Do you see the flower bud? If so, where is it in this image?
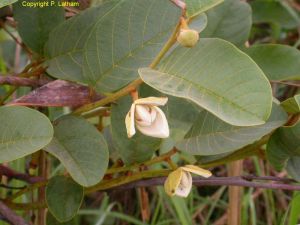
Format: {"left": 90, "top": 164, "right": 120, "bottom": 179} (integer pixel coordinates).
{"left": 125, "top": 97, "right": 169, "bottom": 138}
{"left": 177, "top": 28, "right": 199, "bottom": 48}
{"left": 164, "top": 165, "right": 212, "bottom": 197}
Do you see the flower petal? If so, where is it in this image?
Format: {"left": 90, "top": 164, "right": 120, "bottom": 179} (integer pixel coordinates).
{"left": 125, "top": 103, "right": 136, "bottom": 138}
{"left": 136, "top": 106, "right": 169, "bottom": 138}
{"left": 175, "top": 171, "right": 192, "bottom": 197}
{"left": 134, "top": 97, "right": 168, "bottom": 106}
{"left": 135, "top": 105, "right": 153, "bottom": 126}
{"left": 164, "top": 168, "right": 183, "bottom": 196}
{"left": 182, "top": 165, "right": 212, "bottom": 178}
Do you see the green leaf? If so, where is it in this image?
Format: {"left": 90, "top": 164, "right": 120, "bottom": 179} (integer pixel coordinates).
{"left": 250, "top": 0, "right": 300, "bottom": 29}
{"left": 13, "top": 0, "right": 65, "bottom": 54}
{"left": 287, "top": 157, "right": 300, "bottom": 181}
{"left": 139, "top": 38, "right": 272, "bottom": 127}
{"left": 245, "top": 44, "right": 300, "bottom": 81}
{"left": 47, "top": 212, "right": 76, "bottom": 225}
{"left": 176, "top": 103, "right": 287, "bottom": 155}
{"left": 46, "top": 176, "right": 84, "bottom": 222}
{"left": 185, "top": 0, "right": 223, "bottom": 19}
{"left": 45, "top": 0, "right": 181, "bottom": 94}
{"left": 281, "top": 95, "right": 300, "bottom": 114}
{"left": 111, "top": 96, "right": 161, "bottom": 165}
{"left": 189, "top": 13, "right": 208, "bottom": 34}
{"left": 0, "top": 0, "right": 18, "bottom": 8}
{"left": 44, "top": 116, "right": 109, "bottom": 187}
{"left": 0, "top": 106, "right": 53, "bottom": 163}
{"left": 267, "top": 122, "right": 300, "bottom": 172}
{"left": 201, "top": 0, "right": 252, "bottom": 46}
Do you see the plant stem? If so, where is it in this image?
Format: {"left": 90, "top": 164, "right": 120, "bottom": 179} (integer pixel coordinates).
{"left": 105, "top": 148, "right": 177, "bottom": 174}
{"left": 85, "top": 169, "right": 171, "bottom": 193}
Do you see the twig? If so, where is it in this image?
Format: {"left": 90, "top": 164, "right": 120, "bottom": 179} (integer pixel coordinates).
{"left": 270, "top": 80, "right": 300, "bottom": 87}
{"left": 0, "top": 201, "right": 28, "bottom": 225}
{"left": 0, "top": 165, "right": 45, "bottom": 184}
{"left": 0, "top": 76, "right": 48, "bottom": 87}
{"left": 112, "top": 176, "right": 300, "bottom": 191}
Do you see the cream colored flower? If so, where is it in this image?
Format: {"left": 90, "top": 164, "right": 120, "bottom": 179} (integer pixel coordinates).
{"left": 125, "top": 97, "right": 169, "bottom": 138}
{"left": 164, "top": 165, "right": 212, "bottom": 197}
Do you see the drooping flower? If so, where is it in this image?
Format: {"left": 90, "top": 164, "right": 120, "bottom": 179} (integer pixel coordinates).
{"left": 164, "top": 165, "right": 212, "bottom": 197}
{"left": 125, "top": 97, "right": 169, "bottom": 138}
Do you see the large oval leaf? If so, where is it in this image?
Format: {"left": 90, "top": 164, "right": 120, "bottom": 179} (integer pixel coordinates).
{"left": 139, "top": 38, "right": 273, "bottom": 127}
{"left": 0, "top": 106, "right": 53, "bottom": 163}
{"left": 13, "top": 0, "right": 65, "bottom": 54}
{"left": 44, "top": 116, "right": 109, "bottom": 187}
{"left": 46, "top": 176, "right": 83, "bottom": 222}
{"left": 177, "top": 103, "right": 287, "bottom": 155}
{"left": 251, "top": 0, "right": 300, "bottom": 29}
{"left": 201, "top": 0, "right": 252, "bottom": 46}
{"left": 245, "top": 44, "right": 300, "bottom": 81}
{"left": 45, "top": 0, "right": 180, "bottom": 94}
{"left": 185, "top": 0, "right": 223, "bottom": 19}
{"left": 111, "top": 96, "right": 161, "bottom": 165}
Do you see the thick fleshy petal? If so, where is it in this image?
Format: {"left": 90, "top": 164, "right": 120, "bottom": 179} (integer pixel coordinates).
{"left": 134, "top": 97, "right": 168, "bottom": 106}
{"left": 136, "top": 106, "right": 169, "bottom": 138}
{"left": 182, "top": 165, "right": 212, "bottom": 178}
{"left": 174, "top": 171, "right": 192, "bottom": 197}
{"left": 125, "top": 103, "right": 136, "bottom": 138}
{"left": 164, "top": 168, "right": 183, "bottom": 196}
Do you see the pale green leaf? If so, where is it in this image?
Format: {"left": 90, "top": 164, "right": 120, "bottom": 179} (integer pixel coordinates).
{"left": 110, "top": 96, "right": 161, "bottom": 165}
{"left": 44, "top": 116, "right": 109, "bottom": 187}
{"left": 251, "top": 0, "right": 300, "bottom": 29}
{"left": 46, "top": 176, "right": 83, "bottom": 222}
{"left": 13, "top": 0, "right": 65, "bottom": 54}
{"left": 139, "top": 38, "right": 272, "bottom": 127}
{"left": 177, "top": 103, "right": 287, "bottom": 155}
{"left": 281, "top": 95, "right": 300, "bottom": 114}
{"left": 0, "top": 0, "right": 18, "bottom": 8}
{"left": 201, "top": 0, "right": 252, "bottom": 46}
{"left": 185, "top": 0, "right": 223, "bottom": 19}
{"left": 245, "top": 44, "right": 300, "bottom": 81}
{"left": 189, "top": 13, "right": 207, "bottom": 33}
{"left": 0, "top": 106, "right": 53, "bottom": 163}
{"left": 45, "top": 0, "right": 181, "bottom": 94}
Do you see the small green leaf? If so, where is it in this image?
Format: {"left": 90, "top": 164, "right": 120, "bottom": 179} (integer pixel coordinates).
{"left": 139, "top": 38, "right": 272, "bottom": 127}
{"left": 267, "top": 122, "right": 300, "bottom": 172}
{"left": 44, "top": 116, "right": 109, "bottom": 187}
{"left": 46, "top": 176, "right": 83, "bottom": 222}
{"left": 0, "top": 106, "right": 53, "bottom": 163}
{"left": 251, "top": 0, "right": 300, "bottom": 29}
{"left": 281, "top": 95, "right": 300, "bottom": 114}
{"left": 0, "top": 0, "right": 18, "bottom": 8}
{"left": 245, "top": 44, "right": 300, "bottom": 81}
{"left": 13, "top": 0, "right": 65, "bottom": 54}
{"left": 177, "top": 103, "right": 287, "bottom": 155}
{"left": 201, "top": 0, "right": 252, "bottom": 46}
{"left": 111, "top": 96, "right": 161, "bottom": 165}
{"left": 185, "top": 0, "right": 223, "bottom": 19}
{"left": 45, "top": 0, "right": 181, "bottom": 93}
